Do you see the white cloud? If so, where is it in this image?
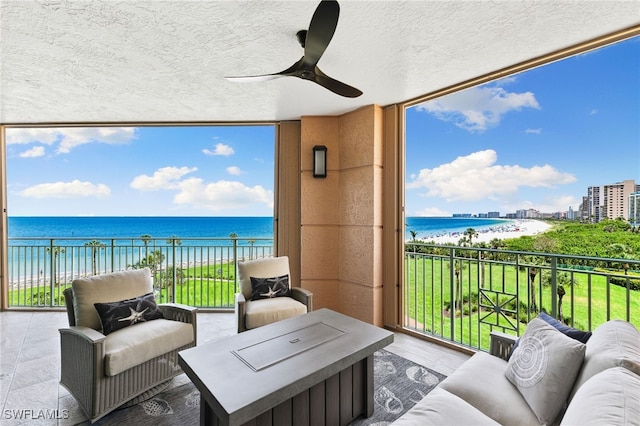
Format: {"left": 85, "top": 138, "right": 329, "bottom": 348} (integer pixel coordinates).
{"left": 5, "top": 128, "right": 61, "bottom": 145}
{"left": 19, "top": 146, "right": 45, "bottom": 158}
{"left": 19, "top": 180, "right": 111, "bottom": 199}
{"left": 5, "top": 127, "right": 137, "bottom": 153}
{"left": 130, "top": 166, "right": 198, "bottom": 191}
{"left": 525, "top": 128, "right": 542, "bottom": 134}
{"left": 203, "top": 143, "right": 234, "bottom": 156}
{"left": 174, "top": 178, "right": 273, "bottom": 212}
{"left": 590, "top": 109, "right": 599, "bottom": 115}
{"left": 226, "top": 166, "right": 243, "bottom": 175}
{"left": 416, "top": 86, "right": 540, "bottom": 132}
{"left": 407, "top": 149, "right": 576, "bottom": 202}
{"left": 412, "top": 206, "right": 451, "bottom": 217}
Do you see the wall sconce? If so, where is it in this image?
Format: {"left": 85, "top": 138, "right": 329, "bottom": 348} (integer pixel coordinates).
{"left": 313, "top": 145, "right": 327, "bottom": 178}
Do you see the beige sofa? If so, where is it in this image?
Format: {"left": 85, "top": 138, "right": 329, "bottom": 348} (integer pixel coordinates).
{"left": 393, "top": 318, "right": 640, "bottom": 426}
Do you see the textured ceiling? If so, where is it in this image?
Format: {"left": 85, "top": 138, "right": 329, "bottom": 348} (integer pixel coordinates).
{"left": 1, "top": 0, "right": 639, "bottom": 124}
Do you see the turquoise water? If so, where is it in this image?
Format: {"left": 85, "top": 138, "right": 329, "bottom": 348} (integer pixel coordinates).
{"left": 9, "top": 216, "right": 511, "bottom": 240}
{"left": 8, "top": 216, "right": 274, "bottom": 239}
{"left": 6, "top": 216, "right": 512, "bottom": 280}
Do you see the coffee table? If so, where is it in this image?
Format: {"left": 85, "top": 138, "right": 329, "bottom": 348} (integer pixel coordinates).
{"left": 178, "top": 308, "right": 394, "bottom": 426}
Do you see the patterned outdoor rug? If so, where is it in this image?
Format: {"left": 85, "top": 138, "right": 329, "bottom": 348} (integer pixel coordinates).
{"left": 96, "top": 349, "right": 446, "bottom": 426}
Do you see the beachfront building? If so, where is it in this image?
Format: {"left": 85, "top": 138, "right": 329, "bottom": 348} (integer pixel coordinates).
{"left": 630, "top": 192, "right": 640, "bottom": 227}
{"left": 515, "top": 208, "right": 542, "bottom": 219}
{"left": 586, "top": 179, "right": 639, "bottom": 223}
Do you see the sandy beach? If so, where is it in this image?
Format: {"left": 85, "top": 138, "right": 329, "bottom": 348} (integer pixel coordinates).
{"left": 420, "top": 219, "right": 553, "bottom": 245}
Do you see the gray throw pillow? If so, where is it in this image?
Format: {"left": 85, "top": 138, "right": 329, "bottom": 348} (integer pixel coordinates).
{"left": 505, "top": 317, "right": 586, "bottom": 425}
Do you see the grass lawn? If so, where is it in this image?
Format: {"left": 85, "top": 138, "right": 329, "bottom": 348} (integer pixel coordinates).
{"left": 405, "top": 255, "right": 640, "bottom": 351}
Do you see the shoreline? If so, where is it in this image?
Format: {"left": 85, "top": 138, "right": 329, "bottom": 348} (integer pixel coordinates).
{"left": 413, "top": 219, "right": 553, "bottom": 245}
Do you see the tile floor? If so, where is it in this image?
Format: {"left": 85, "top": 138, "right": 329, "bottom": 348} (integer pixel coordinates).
{"left": 0, "top": 311, "right": 470, "bottom": 425}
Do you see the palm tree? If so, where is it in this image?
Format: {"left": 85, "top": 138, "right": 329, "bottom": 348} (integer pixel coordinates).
{"left": 140, "top": 234, "right": 152, "bottom": 258}
{"left": 85, "top": 240, "right": 106, "bottom": 275}
{"left": 463, "top": 228, "right": 478, "bottom": 246}
{"left": 132, "top": 250, "right": 165, "bottom": 274}
{"left": 46, "top": 246, "right": 66, "bottom": 292}
{"left": 248, "top": 238, "right": 256, "bottom": 259}
{"left": 454, "top": 260, "right": 463, "bottom": 311}
{"left": 166, "top": 236, "right": 182, "bottom": 246}
{"left": 557, "top": 285, "right": 566, "bottom": 323}
{"left": 409, "top": 230, "right": 418, "bottom": 241}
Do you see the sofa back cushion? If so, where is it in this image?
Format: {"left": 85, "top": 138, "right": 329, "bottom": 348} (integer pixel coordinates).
{"left": 237, "top": 256, "right": 290, "bottom": 300}
{"left": 569, "top": 320, "right": 640, "bottom": 400}
{"left": 71, "top": 268, "right": 153, "bottom": 330}
{"left": 561, "top": 367, "right": 640, "bottom": 426}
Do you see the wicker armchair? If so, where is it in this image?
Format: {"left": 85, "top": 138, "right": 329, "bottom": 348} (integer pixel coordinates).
{"left": 59, "top": 268, "right": 197, "bottom": 423}
{"left": 235, "top": 256, "right": 313, "bottom": 333}
{"left": 489, "top": 330, "right": 518, "bottom": 360}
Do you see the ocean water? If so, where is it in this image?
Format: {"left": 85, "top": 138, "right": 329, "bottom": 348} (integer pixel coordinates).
{"left": 8, "top": 216, "right": 513, "bottom": 244}
{"left": 6, "top": 216, "right": 511, "bottom": 281}
{"left": 8, "top": 216, "right": 274, "bottom": 239}
{"left": 7, "top": 217, "right": 275, "bottom": 282}
{"left": 8, "top": 216, "right": 511, "bottom": 240}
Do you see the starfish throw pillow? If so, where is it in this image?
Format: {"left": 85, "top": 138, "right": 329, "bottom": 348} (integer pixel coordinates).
{"left": 250, "top": 275, "right": 291, "bottom": 300}
{"left": 94, "top": 292, "right": 164, "bottom": 335}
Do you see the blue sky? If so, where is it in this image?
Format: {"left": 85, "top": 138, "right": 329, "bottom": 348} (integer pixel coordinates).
{"left": 5, "top": 36, "right": 639, "bottom": 217}
{"left": 6, "top": 125, "right": 275, "bottom": 216}
{"left": 406, "top": 35, "right": 640, "bottom": 217}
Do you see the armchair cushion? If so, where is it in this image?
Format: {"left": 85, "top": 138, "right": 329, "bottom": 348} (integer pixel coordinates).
{"left": 104, "top": 318, "right": 194, "bottom": 376}
{"left": 244, "top": 297, "right": 307, "bottom": 330}
{"left": 250, "top": 275, "right": 291, "bottom": 300}
{"left": 72, "top": 268, "right": 154, "bottom": 330}
{"left": 94, "top": 292, "right": 164, "bottom": 335}
{"left": 238, "top": 256, "right": 290, "bottom": 300}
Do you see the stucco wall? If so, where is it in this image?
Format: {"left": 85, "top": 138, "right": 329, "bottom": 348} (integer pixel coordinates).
{"left": 300, "top": 105, "right": 384, "bottom": 325}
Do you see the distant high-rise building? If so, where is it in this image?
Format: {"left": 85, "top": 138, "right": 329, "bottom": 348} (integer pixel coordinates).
{"left": 579, "top": 196, "right": 589, "bottom": 222}
{"left": 630, "top": 192, "right": 640, "bottom": 227}
{"left": 587, "top": 180, "right": 637, "bottom": 223}
{"left": 516, "top": 209, "right": 541, "bottom": 219}
{"left": 487, "top": 211, "right": 500, "bottom": 218}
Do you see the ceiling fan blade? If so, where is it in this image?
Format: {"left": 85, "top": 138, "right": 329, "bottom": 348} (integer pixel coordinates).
{"left": 303, "top": 0, "right": 340, "bottom": 67}
{"left": 225, "top": 74, "right": 283, "bottom": 83}
{"left": 226, "top": 58, "right": 305, "bottom": 82}
{"left": 313, "top": 67, "right": 362, "bottom": 98}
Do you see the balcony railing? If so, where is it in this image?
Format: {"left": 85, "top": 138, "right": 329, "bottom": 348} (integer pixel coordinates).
{"left": 8, "top": 237, "right": 639, "bottom": 354}
{"left": 7, "top": 237, "right": 273, "bottom": 309}
{"left": 404, "top": 243, "right": 640, "bottom": 351}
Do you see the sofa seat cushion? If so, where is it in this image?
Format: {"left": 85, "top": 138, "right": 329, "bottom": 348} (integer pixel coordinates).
{"left": 439, "top": 351, "right": 540, "bottom": 426}
{"left": 570, "top": 320, "right": 640, "bottom": 400}
{"left": 104, "top": 319, "right": 194, "bottom": 376}
{"left": 392, "top": 387, "right": 500, "bottom": 426}
{"left": 561, "top": 367, "right": 640, "bottom": 426}
{"left": 244, "top": 297, "right": 307, "bottom": 330}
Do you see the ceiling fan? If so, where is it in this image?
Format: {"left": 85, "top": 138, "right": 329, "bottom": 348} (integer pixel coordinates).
{"left": 226, "top": 0, "right": 362, "bottom": 98}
